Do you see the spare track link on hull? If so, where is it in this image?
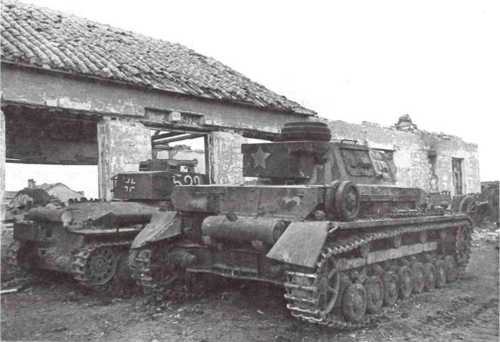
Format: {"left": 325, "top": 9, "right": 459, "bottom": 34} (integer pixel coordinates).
{"left": 284, "top": 221, "right": 472, "bottom": 329}
{"left": 71, "top": 241, "right": 130, "bottom": 292}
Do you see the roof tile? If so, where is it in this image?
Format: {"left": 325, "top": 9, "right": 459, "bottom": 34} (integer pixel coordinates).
{"left": 1, "top": 0, "right": 315, "bottom": 115}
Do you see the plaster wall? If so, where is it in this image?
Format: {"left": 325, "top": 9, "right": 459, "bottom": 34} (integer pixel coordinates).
{"left": 97, "top": 117, "right": 152, "bottom": 200}
{"left": 0, "top": 109, "right": 5, "bottom": 221}
{"left": 208, "top": 131, "right": 246, "bottom": 184}
{"left": 326, "top": 120, "right": 480, "bottom": 195}
{"left": 1, "top": 65, "right": 310, "bottom": 137}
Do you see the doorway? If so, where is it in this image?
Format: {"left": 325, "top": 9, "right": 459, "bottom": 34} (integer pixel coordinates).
{"left": 452, "top": 157, "right": 464, "bottom": 195}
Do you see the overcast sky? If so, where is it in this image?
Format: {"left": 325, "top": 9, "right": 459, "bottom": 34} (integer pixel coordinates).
{"left": 5, "top": 0, "right": 500, "bottom": 196}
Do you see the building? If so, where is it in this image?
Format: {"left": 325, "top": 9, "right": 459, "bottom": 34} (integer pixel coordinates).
{"left": 325, "top": 115, "right": 480, "bottom": 196}
{"left": 0, "top": 1, "right": 480, "bottom": 221}
{"left": 0, "top": 0, "right": 315, "bottom": 215}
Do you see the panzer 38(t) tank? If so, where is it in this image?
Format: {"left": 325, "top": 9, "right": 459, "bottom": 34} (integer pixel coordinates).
{"left": 129, "top": 122, "right": 473, "bottom": 328}
{"left": 8, "top": 158, "right": 206, "bottom": 292}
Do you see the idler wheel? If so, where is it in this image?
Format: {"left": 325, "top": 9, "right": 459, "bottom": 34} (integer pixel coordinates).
{"left": 334, "top": 181, "right": 360, "bottom": 221}
{"left": 398, "top": 266, "right": 413, "bottom": 299}
{"left": 365, "top": 276, "right": 384, "bottom": 314}
{"left": 382, "top": 272, "right": 398, "bottom": 307}
{"left": 444, "top": 255, "right": 458, "bottom": 282}
{"left": 411, "top": 262, "right": 425, "bottom": 294}
{"left": 422, "top": 262, "right": 436, "bottom": 291}
{"left": 85, "top": 247, "right": 118, "bottom": 285}
{"left": 435, "top": 260, "right": 447, "bottom": 288}
{"left": 342, "top": 283, "right": 367, "bottom": 323}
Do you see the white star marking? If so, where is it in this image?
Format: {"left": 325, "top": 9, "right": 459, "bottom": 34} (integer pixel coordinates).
{"left": 251, "top": 146, "right": 271, "bottom": 169}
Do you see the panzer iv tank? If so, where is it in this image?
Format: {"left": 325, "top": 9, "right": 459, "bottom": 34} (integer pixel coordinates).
{"left": 129, "top": 122, "right": 473, "bottom": 328}
{"left": 8, "top": 158, "right": 206, "bottom": 292}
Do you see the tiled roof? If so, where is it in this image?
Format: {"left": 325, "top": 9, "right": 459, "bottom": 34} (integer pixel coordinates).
{"left": 1, "top": 1, "right": 315, "bottom": 116}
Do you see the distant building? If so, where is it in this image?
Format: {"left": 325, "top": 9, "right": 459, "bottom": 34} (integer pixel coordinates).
{"left": 4, "top": 180, "right": 85, "bottom": 222}
{"left": 38, "top": 183, "right": 85, "bottom": 203}
{"left": 324, "top": 115, "right": 480, "bottom": 196}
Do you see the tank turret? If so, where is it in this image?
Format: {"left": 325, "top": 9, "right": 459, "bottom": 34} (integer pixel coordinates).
{"left": 242, "top": 122, "right": 382, "bottom": 186}
{"left": 112, "top": 158, "right": 206, "bottom": 203}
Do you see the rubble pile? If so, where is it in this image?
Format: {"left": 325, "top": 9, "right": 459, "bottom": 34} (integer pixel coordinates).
{"left": 471, "top": 222, "right": 499, "bottom": 246}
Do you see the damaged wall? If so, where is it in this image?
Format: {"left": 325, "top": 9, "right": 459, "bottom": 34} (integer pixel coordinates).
{"left": 432, "top": 136, "right": 480, "bottom": 196}
{"left": 208, "top": 131, "right": 246, "bottom": 184}
{"left": 0, "top": 109, "right": 5, "bottom": 221}
{"left": 326, "top": 118, "right": 480, "bottom": 195}
{"left": 97, "top": 117, "right": 152, "bottom": 200}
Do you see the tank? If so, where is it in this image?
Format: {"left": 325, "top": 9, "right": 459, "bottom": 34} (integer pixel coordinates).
{"left": 480, "top": 181, "right": 499, "bottom": 226}
{"left": 8, "top": 158, "right": 206, "bottom": 292}
{"left": 129, "top": 121, "right": 474, "bottom": 328}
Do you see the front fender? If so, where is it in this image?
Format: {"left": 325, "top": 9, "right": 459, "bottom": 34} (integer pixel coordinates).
{"left": 266, "top": 221, "right": 335, "bottom": 269}
{"left": 131, "top": 211, "right": 182, "bottom": 249}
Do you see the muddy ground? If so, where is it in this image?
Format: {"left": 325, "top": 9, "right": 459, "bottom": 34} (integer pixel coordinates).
{"left": 1, "top": 235, "right": 498, "bottom": 342}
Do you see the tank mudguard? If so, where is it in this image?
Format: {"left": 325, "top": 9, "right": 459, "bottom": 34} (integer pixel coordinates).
{"left": 131, "top": 211, "right": 182, "bottom": 249}
{"left": 266, "top": 221, "right": 335, "bottom": 269}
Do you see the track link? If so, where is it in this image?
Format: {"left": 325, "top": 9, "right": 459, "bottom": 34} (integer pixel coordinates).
{"left": 284, "top": 221, "right": 473, "bottom": 329}
{"left": 128, "top": 241, "right": 186, "bottom": 301}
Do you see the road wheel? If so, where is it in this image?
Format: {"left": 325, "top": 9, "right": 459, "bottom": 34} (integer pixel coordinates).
{"left": 411, "top": 262, "right": 425, "bottom": 294}
{"left": 398, "top": 266, "right": 413, "bottom": 299}
{"left": 383, "top": 272, "right": 398, "bottom": 306}
{"left": 342, "top": 283, "right": 367, "bottom": 323}
{"left": 435, "top": 260, "right": 447, "bottom": 288}
{"left": 422, "top": 262, "right": 436, "bottom": 291}
{"left": 83, "top": 247, "right": 118, "bottom": 286}
{"left": 365, "top": 276, "right": 384, "bottom": 314}
{"left": 445, "top": 255, "right": 458, "bottom": 282}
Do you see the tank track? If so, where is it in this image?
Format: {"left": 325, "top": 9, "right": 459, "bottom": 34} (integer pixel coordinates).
{"left": 284, "top": 221, "right": 473, "bottom": 329}
{"left": 71, "top": 241, "right": 131, "bottom": 293}
{"left": 128, "top": 241, "right": 185, "bottom": 301}
{"left": 6, "top": 241, "right": 21, "bottom": 270}
{"left": 129, "top": 243, "right": 208, "bottom": 302}
{"left": 6, "top": 241, "right": 31, "bottom": 276}
{"left": 128, "top": 246, "right": 156, "bottom": 295}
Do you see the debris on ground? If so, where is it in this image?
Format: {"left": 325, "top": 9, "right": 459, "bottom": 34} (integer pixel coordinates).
{"left": 1, "top": 239, "right": 498, "bottom": 342}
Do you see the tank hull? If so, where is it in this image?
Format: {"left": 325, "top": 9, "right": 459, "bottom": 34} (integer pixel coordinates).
{"left": 9, "top": 201, "right": 155, "bottom": 292}
{"left": 130, "top": 211, "right": 472, "bottom": 329}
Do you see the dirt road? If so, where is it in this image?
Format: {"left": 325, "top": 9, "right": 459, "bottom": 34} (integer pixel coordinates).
{"left": 1, "top": 240, "right": 498, "bottom": 342}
